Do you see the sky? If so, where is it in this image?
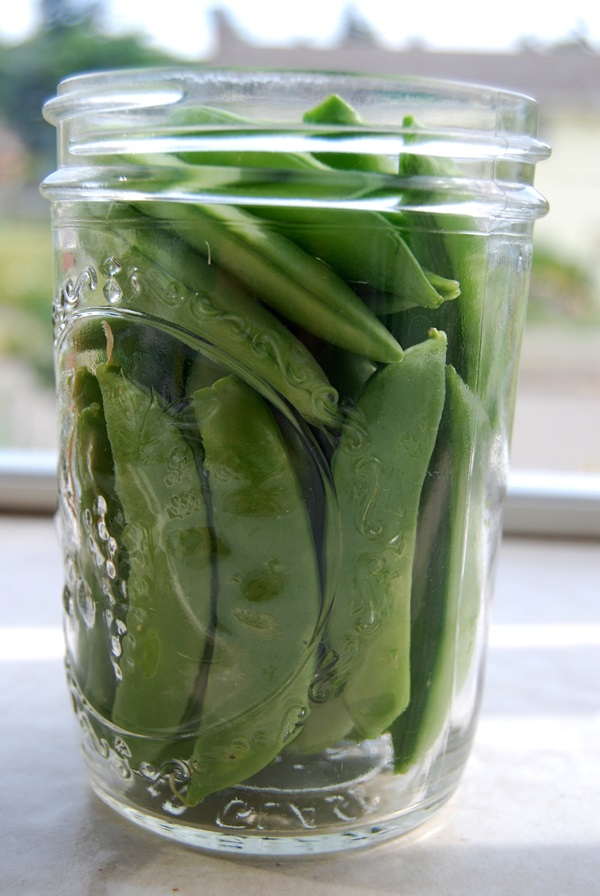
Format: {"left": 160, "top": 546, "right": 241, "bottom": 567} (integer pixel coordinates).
{"left": 2, "top": 0, "right": 600, "bottom": 59}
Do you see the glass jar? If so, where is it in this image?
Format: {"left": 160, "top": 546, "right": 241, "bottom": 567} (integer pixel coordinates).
{"left": 41, "top": 69, "right": 549, "bottom": 856}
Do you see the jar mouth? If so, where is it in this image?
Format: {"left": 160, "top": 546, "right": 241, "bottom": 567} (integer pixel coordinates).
{"left": 41, "top": 67, "right": 550, "bottom": 221}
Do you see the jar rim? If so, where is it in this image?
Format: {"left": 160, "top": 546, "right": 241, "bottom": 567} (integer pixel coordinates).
{"left": 41, "top": 67, "right": 550, "bottom": 221}
{"left": 43, "top": 66, "right": 549, "bottom": 154}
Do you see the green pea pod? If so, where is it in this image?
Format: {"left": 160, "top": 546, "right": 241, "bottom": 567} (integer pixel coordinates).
{"left": 130, "top": 98, "right": 458, "bottom": 320}
{"left": 288, "top": 693, "right": 354, "bottom": 756}
{"left": 390, "top": 365, "right": 492, "bottom": 772}
{"left": 137, "top": 200, "right": 403, "bottom": 364}
{"left": 303, "top": 93, "right": 397, "bottom": 174}
{"left": 392, "top": 116, "right": 489, "bottom": 390}
{"left": 167, "top": 105, "right": 329, "bottom": 172}
{"left": 67, "top": 368, "right": 126, "bottom": 718}
{"left": 185, "top": 376, "right": 321, "bottom": 804}
{"left": 77, "top": 212, "right": 340, "bottom": 428}
{"left": 322, "top": 330, "right": 447, "bottom": 742}
{"left": 95, "top": 359, "right": 213, "bottom": 739}
{"left": 235, "top": 96, "right": 459, "bottom": 311}
{"left": 251, "top": 204, "right": 460, "bottom": 312}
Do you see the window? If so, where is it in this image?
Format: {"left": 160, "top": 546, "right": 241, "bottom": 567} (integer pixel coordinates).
{"left": 1, "top": 6, "right": 599, "bottom": 536}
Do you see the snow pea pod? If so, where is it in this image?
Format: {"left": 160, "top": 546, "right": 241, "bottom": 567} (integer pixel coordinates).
{"left": 185, "top": 376, "right": 321, "bottom": 804}
{"left": 318, "top": 330, "right": 447, "bottom": 742}
{"left": 237, "top": 97, "right": 458, "bottom": 312}
{"left": 95, "top": 356, "right": 213, "bottom": 738}
{"left": 67, "top": 368, "right": 126, "bottom": 718}
{"left": 390, "top": 365, "right": 492, "bottom": 771}
{"left": 78, "top": 212, "right": 340, "bottom": 428}
{"left": 136, "top": 199, "right": 403, "bottom": 364}
{"left": 251, "top": 203, "right": 460, "bottom": 312}
{"left": 302, "top": 93, "right": 397, "bottom": 174}
{"left": 393, "top": 116, "right": 488, "bottom": 390}
{"left": 167, "top": 104, "right": 329, "bottom": 172}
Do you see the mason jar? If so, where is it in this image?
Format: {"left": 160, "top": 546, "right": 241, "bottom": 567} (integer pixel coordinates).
{"left": 41, "top": 69, "right": 549, "bottom": 856}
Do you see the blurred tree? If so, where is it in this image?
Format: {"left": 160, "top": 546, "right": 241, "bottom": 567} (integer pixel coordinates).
{"left": 0, "top": 2, "right": 178, "bottom": 176}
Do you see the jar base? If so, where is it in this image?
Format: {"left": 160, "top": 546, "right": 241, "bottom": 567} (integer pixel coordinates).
{"left": 83, "top": 734, "right": 466, "bottom": 857}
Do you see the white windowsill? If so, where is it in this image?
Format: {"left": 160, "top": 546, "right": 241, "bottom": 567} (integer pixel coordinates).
{"left": 1, "top": 448, "right": 599, "bottom": 538}
{"left": 1, "top": 517, "right": 598, "bottom": 893}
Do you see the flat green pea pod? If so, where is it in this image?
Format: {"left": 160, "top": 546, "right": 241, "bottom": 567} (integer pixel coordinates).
{"left": 248, "top": 202, "right": 460, "bottom": 313}
{"left": 185, "top": 376, "right": 322, "bottom": 804}
{"left": 392, "top": 116, "right": 491, "bottom": 394}
{"left": 95, "top": 356, "right": 213, "bottom": 740}
{"left": 239, "top": 97, "right": 459, "bottom": 312}
{"left": 167, "top": 104, "right": 329, "bottom": 173}
{"left": 67, "top": 368, "right": 127, "bottom": 718}
{"left": 137, "top": 200, "right": 404, "bottom": 364}
{"left": 77, "top": 211, "right": 341, "bottom": 428}
{"left": 307, "top": 330, "right": 447, "bottom": 745}
{"left": 390, "top": 365, "right": 492, "bottom": 772}
{"left": 132, "top": 98, "right": 457, "bottom": 320}
{"left": 302, "top": 93, "right": 397, "bottom": 174}
{"left": 301, "top": 94, "right": 459, "bottom": 309}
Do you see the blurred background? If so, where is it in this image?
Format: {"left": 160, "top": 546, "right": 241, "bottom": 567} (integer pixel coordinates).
{"left": 1, "top": 0, "right": 600, "bottom": 475}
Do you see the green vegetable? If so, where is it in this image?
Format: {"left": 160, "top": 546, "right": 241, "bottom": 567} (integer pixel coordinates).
{"left": 186, "top": 375, "right": 322, "bottom": 803}
{"left": 315, "top": 330, "right": 447, "bottom": 741}
{"left": 390, "top": 365, "right": 491, "bottom": 770}
{"left": 95, "top": 354, "right": 213, "bottom": 738}
{"left": 136, "top": 200, "right": 404, "bottom": 364}
{"left": 168, "top": 104, "right": 329, "bottom": 172}
{"left": 391, "top": 116, "right": 487, "bottom": 389}
{"left": 77, "top": 213, "right": 341, "bottom": 428}
{"left": 68, "top": 368, "right": 125, "bottom": 717}
{"left": 248, "top": 203, "right": 460, "bottom": 313}
{"left": 302, "top": 92, "right": 397, "bottom": 174}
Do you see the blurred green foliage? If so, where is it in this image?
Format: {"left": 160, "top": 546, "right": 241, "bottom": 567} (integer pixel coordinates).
{"left": 0, "top": 219, "right": 54, "bottom": 386}
{"left": 529, "top": 244, "right": 599, "bottom": 323}
{"left": 0, "top": 8, "right": 178, "bottom": 175}
{"left": 0, "top": 7, "right": 182, "bottom": 404}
